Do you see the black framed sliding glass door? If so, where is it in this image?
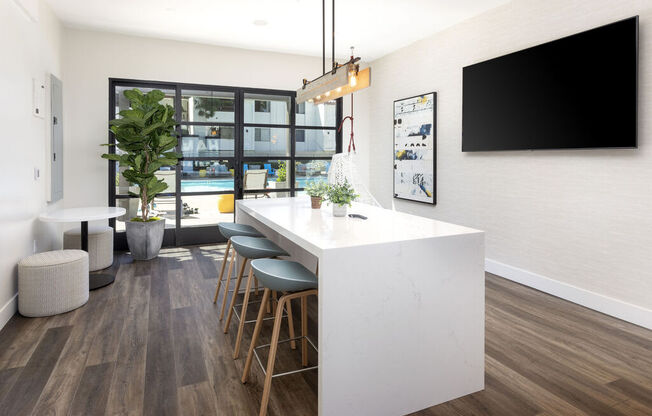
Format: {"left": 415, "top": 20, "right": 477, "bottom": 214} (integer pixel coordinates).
{"left": 108, "top": 78, "right": 342, "bottom": 249}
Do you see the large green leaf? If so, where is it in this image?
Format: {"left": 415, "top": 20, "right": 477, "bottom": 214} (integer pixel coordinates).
{"left": 123, "top": 89, "right": 143, "bottom": 105}
{"left": 120, "top": 109, "right": 145, "bottom": 120}
{"left": 142, "top": 121, "right": 163, "bottom": 136}
{"left": 145, "top": 89, "right": 165, "bottom": 104}
{"left": 134, "top": 154, "right": 143, "bottom": 170}
{"left": 101, "top": 154, "right": 121, "bottom": 161}
{"left": 162, "top": 151, "right": 182, "bottom": 159}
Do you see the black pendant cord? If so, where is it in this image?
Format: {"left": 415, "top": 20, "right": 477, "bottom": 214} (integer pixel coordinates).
{"left": 322, "top": 0, "right": 325, "bottom": 75}
{"left": 321, "top": 0, "right": 336, "bottom": 75}
{"left": 332, "top": 0, "right": 335, "bottom": 71}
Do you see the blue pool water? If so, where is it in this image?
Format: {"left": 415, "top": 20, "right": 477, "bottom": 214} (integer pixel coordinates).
{"left": 180, "top": 177, "right": 315, "bottom": 193}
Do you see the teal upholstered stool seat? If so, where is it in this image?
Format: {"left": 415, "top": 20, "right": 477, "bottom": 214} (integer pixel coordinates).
{"left": 224, "top": 236, "right": 292, "bottom": 360}
{"left": 250, "top": 259, "right": 318, "bottom": 292}
{"left": 213, "top": 223, "right": 263, "bottom": 307}
{"left": 218, "top": 222, "right": 263, "bottom": 240}
{"left": 242, "top": 258, "right": 319, "bottom": 416}
{"left": 230, "top": 236, "right": 289, "bottom": 259}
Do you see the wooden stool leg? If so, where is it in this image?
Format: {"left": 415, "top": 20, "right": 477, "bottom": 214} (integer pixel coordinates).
{"left": 242, "top": 288, "right": 271, "bottom": 384}
{"left": 219, "top": 248, "right": 237, "bottom": 320}
{"left": 254, "top": 277, "right": 259, "bottom": 296}
{"left": 223, "top": 258, "right": 248, "bottom": 333}
{"left": 259, "top": 294, "right": 287, "bottom": 416}
{"left": 285, "top": 298, "right": 297, "bottom": 350}
{"left": 213, "top": 239, "right": 232, "bottom": 303}
{"left": 272, "top": 291, "right": 278, "bottom": 315}
{"left": 301, "top": 295, "right": 308, "bottom": 367}
{"left": 233, "top": 267, "right": 255, "bottom": 359}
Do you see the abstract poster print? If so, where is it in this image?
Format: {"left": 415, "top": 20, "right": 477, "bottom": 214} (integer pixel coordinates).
{"left": 393, "top": 92, "right": 436, "bottom": 204}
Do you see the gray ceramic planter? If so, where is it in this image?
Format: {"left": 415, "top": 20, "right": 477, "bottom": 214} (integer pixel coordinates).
{"left": 332, "top": 203, "right": 347, "bottom": 217}
{"left": 125, "top": 218, "right": 165, "bottom": 260}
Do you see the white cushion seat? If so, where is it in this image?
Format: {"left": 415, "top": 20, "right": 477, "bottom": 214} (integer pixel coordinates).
{"left": 63, "top": 225, "right": 113, "bottom": 271}
{"left": 18, "top": 249, "right": 89, "bottom": 317}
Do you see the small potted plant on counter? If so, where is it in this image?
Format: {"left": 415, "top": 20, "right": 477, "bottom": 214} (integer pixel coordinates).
{"left": 305, "top": 180, "right": 329, "bottom": 209}
{"left": 102, "top": 88, "right": 181, "bottom": 260}
{"left": 325, "top": 180, "right": 359, "bottom": 217}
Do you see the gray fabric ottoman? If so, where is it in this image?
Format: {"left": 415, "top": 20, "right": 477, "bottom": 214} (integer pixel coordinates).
{"left": 63, "top": 225, "right": 113, "bottom": 271}
{"left": 18, "top": 250, "right": 89, "bottom": 317}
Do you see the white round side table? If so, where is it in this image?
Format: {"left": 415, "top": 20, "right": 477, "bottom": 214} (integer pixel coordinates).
{"left": 39, "top": 206, "right": 126, "bottom": 290}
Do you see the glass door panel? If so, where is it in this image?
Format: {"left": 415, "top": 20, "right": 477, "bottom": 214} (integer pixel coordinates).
{"left": 180, "top": 126, "right": 235, "bottom": 157}
{"left": 180, "top": 159, "right": 235, "bottom": 193}
{"left": 180, "top": 194, "right": 234, "bottom": 228}
{"left": 182, "top": 90, "right": 235, "bottom": 123}
{"left": 243, "top": 127, "right": 290, "bottom": 157}
{"left": 244, "top": 93, "right": 291, "bottom": 124}
{"left": 110, "top": 80, "right": 341, "bottom": 248}
{"left": 295, "top": 160, "right": 330, "bottom": 189}
{"left": 296, "top": 100, "right": 337, "bottom": 127}
{"left": 295, "top": 129, "right": 336, "bottom": 157}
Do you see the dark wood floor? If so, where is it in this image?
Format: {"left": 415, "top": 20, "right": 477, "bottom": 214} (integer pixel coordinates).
{"left": 0, "top": 245, "right": 650, "bottom": 416}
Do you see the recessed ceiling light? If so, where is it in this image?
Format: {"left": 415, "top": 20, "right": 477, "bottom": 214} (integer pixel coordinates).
{"left": 253, "top": 19, "right": 268, "bottom": 26}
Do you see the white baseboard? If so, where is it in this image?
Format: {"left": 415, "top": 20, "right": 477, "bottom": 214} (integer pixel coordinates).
{"left": 485, "top": 258, "right": 652, "bottom": 330}
{"left": 0, "top": 293, "right": 18, "bottom": 331}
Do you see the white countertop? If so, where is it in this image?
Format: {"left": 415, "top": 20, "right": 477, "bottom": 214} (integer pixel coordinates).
{"left": 39, "top": 206, "right": 126, "bottom": 223}
{"left": 237, "top": 197, "right": 482, "bottom": 254}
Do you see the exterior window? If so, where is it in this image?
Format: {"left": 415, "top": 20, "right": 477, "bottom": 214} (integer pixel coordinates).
{"left": 255, "top": 100, "right": 270, "bottom": 113}
{"left": 109, "top": 79, "right": 341, "bottom": 249}
{"left": 255, "top": 128, "right": 271, "bottom": 142}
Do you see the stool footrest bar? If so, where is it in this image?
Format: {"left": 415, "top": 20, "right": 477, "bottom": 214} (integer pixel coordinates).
{"left": 252, "top": 335, "right": 319, "bottom": 377}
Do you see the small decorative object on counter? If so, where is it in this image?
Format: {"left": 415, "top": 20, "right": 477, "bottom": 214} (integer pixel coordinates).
{"left": 305, "top": 180, "right": 329, "bottom": 209}
{"left": 325, "top": 180, "right": 359, "bottom": 217}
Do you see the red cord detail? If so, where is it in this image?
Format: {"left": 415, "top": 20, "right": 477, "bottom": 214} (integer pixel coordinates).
{"left": 337, "top": 93, "right": 355, "bottom": 153}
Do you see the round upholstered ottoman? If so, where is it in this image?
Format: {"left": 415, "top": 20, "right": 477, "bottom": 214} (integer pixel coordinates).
{"left": 18, "top": 250, "right": 89, "bottom": 317}
{"left": 63, "top": 225, "right": 113, "bottom": 271}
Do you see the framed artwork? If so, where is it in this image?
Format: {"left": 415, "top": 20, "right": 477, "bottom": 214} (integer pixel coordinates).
{"left": 393, "top": 92, "right": 436, "bottom": 204}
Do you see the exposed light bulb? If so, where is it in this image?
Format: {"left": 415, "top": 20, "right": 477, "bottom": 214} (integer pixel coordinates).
{"left": 349, "top": 75, "right": 357, "bottom": 87}
{"left": 316, "top": 95, "right": 321, "bottom": 99}
{"left": 325, "top": 91, "right": 330, "bottom": 96}
{"left": 308, "top": 99, "right": 314, "bottom": 103}
{"left": 336, "top": 87, "right": 342, "bottom": 92}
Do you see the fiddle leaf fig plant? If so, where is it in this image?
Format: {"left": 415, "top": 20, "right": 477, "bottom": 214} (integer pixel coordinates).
{"left": 102, "top": 89, "right": 181, "bottom": 221}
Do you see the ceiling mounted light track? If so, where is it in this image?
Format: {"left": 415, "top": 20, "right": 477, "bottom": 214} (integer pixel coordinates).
{"left": 296, "top": 0, "right": 371, "bottom": 105}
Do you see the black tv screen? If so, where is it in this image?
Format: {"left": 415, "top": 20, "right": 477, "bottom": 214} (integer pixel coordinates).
{"left": 462, "top": 16, "right": 638, "bottom": 151}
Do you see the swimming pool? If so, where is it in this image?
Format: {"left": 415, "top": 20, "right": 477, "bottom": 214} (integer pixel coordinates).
{"left": 180, "top": 177, "right": 317, "bottom": 193}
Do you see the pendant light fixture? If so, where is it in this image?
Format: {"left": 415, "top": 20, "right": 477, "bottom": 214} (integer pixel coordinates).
{"left": 296, "top": 0, "right": 371, "bottom": 104}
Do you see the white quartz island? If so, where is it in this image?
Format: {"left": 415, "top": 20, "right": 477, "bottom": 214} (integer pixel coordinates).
{"left": 236, "top": 197, "right": 485, "bottom": 416}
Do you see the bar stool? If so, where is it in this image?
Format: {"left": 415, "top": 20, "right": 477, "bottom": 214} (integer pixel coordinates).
{"left": 241, "top": 259, "right": 319, "bottom": 416}
{"left": 213, "top": 222, "right": 263, "bottom": 320}
{"left": 224, "top": 236, "right": 297, "bottom": 360}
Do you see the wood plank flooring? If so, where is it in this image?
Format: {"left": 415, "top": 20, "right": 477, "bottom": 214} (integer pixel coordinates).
{"left": 0, "top": 244, "right": 650, "bottom": 415}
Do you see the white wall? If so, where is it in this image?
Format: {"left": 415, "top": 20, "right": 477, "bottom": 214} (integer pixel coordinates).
{"left": 0, "top": 0, "right": 63, "bottom": 328}
{"left": 360, "top": 0, "right": 652, "bottom": 325}
{"left": 61, "top": 28, "right": 361, "bottom": 209}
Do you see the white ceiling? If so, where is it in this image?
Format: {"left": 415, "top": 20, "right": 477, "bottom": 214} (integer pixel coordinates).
{"left": 46, "top": 0, "right": 510, "bottom": 61}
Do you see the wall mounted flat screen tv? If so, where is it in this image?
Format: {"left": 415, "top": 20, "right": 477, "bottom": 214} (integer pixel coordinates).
{"left": 462, "top": 16, "right": 638, "bottom": 152}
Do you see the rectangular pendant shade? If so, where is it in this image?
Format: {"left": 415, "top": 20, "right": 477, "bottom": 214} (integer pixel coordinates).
{"left": 296, "top": 66, "right": 371, "bottom": 104}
